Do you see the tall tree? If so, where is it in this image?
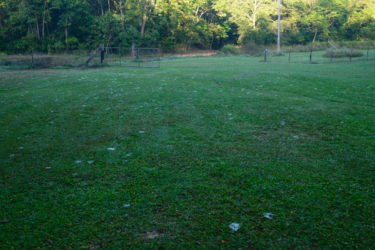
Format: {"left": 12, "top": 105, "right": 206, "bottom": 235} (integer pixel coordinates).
{"left": 214, "top": 0, "right": 276, "bottom": 43}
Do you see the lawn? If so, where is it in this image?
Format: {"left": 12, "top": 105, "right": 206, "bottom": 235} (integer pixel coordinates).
{"left": 0, "top": 56, "right": 374, "bottom": 248}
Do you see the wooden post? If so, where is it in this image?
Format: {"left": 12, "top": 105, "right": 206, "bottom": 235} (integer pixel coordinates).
{"left": 31, "top": 51, "right": 34, "bottom": 67}
{"left": 100, "top": 44, "right": 105, "bottom": 64}
{"left": 349, "top": 48, "right": 352, "bottom": 63}
{"left": 288, "top": 49, "right": 291, "bottom": 63}
{"left": 264, "top": 49, "right": 268, "bottom": 62}
{"left": 367, "top": 46, "right": 370, "bottom": 61}
{"left": 119, "top": 47, "right": 122, "bottom": 66}
{"left": 137, "top": 49, "right": 141, "bottom": 67}
{"left": 132, "top": 42, "right": 136, "bottom": 59}
{"left": 309, "top": 48, "right": 313, "bottom": 64}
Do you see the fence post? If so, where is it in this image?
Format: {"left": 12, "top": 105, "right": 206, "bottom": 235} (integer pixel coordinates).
{"left": 367, "top": 46, "right": 370, "bottom": 61}
{"left": 137, "top": 48, "right": 141, "bottom": 68}
{"left": 132, "top": 42, "right": 136, "bottom": 59}
{"left": 118, "top": 47, "right": 122, "bottom": 66}
{"left": 309, "top": 48, "right": 313, "bottom": 64}
{"left": 349, "top": 48, "right": 352, "bottom": 63}
{"left": 264, "top": 49, "right": 268, "bottom": 62}
{"left": 288, "top": 49, "right": 291, "bottom": 63}
{"left": 31, "top": 50, "right": 34, "bottom": 68}
{"left": 100, "top": 44, "right": 105, "bottom": 64}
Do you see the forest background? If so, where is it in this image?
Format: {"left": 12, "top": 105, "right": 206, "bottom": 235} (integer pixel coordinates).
{"left": 0, "top": 0, "right": 374, "bottom": 53}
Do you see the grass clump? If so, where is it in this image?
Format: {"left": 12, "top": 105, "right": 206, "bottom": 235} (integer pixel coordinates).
{"left": 240, "top": 42, "right": 266, "bottom": 56}
{"left": 221, "top": 44, "right": 240, "bottom": 55}
{"left": 323, "top": 47, "right": 364, "bottom": 58}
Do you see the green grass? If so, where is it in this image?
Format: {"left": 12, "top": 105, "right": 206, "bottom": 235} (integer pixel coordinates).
{"left": 1, "top": 56, "right": 374, "bottom": 248}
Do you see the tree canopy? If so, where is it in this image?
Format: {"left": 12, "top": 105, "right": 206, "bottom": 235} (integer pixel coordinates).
{"left": 0, "top": 0, "right": 374, "bottom": 53}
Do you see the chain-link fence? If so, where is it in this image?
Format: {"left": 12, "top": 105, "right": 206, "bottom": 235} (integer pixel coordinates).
{"left": 100, "top": 47, "right": 160, "bottom": 68}
{"left": 0, "top": 47, "right": 161, "bottom": 70}
{"left": 0, "top": 52, "right": 89, "bottom": 70}
{"left": 260, "top": 46, "right": 375, "bottom": 64}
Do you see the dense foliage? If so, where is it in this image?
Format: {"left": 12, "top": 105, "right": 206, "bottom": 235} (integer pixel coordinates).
{"left": 0, "top": 0, "right": 374, "bottom": 53}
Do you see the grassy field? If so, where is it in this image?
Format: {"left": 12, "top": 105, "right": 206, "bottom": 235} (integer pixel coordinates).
{"left": 1, "top": 56, "right": 374, "bottom": 248}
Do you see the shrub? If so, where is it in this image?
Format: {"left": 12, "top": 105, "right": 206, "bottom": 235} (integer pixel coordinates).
{"left": 241, "top": 42, "right": 265, "bottom": 56}
{"left": 291, "top": 45, "right": 314, "bottom": 52}
{"left": 221, "top": 45, "right": 240, "bottom": 55}
{"left": 323, "top": 47, "right": 364, "bottom": 58}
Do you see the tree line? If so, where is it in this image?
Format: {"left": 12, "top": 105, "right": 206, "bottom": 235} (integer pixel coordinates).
{"left": 0, "top": 0, "right": 374, "bottom": 53}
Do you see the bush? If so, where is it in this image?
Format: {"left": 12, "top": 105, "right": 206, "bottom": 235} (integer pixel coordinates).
{"left": 221, "top": 45, "right": 240, "bottom": 55}
{"left": 290, "top": 45, "right": 315, "bottom": 52}
{"left": 241, "top": 42, "right": 265, "bottom": 56}
{"left": 323, "top": 47, "right": 364, "bottom": 58}
{"left": 335, "top": 41, "right": 375, "bottom": 49}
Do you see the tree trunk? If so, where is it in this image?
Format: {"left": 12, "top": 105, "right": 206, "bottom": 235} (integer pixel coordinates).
{"left": 65, "top": 25, "right": 68, "bottom": 49}
{"left": 86, "top": 46, "right": 102, "bottom": 65}
{"left": 100, "top": 0, "right": 104, "bottom": 15}
{"left": 106, "top": 34, "right": 112, "bottom": 48}
{"left": 195, "top": 7, "right": 200, "bottom": 23}
{"left": 253, "top": 0, "right": 257, "bottom": 28}
{"left": 42, "top": 16, "right": 45, "bottom": 39}
{"left": 119, "top": 0, "right": 125, "bottom": 29}
{"left": 107, "top": 0, "right": 111, "bottom": 12}
{"left": 312, "top": 28, "right": 318, "bottom": 43}
{"left": 140, "top": 14, "right": 147, "bottom": 37}
{"left": 140, "top": 1, "right": 156, "bottom": 37}
{"left": 42, "top": 0, "right": 46, "bottom": 39}
{"left": 36, "top": 20, "right": 40, "bottom": 39}
{"left": 277, "top": 0, "right": 281, "bottom": 54}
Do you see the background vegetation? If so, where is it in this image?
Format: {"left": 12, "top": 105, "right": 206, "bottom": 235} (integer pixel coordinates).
{"left": 0, "top": 0, "right": 374, "bottom": 53}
